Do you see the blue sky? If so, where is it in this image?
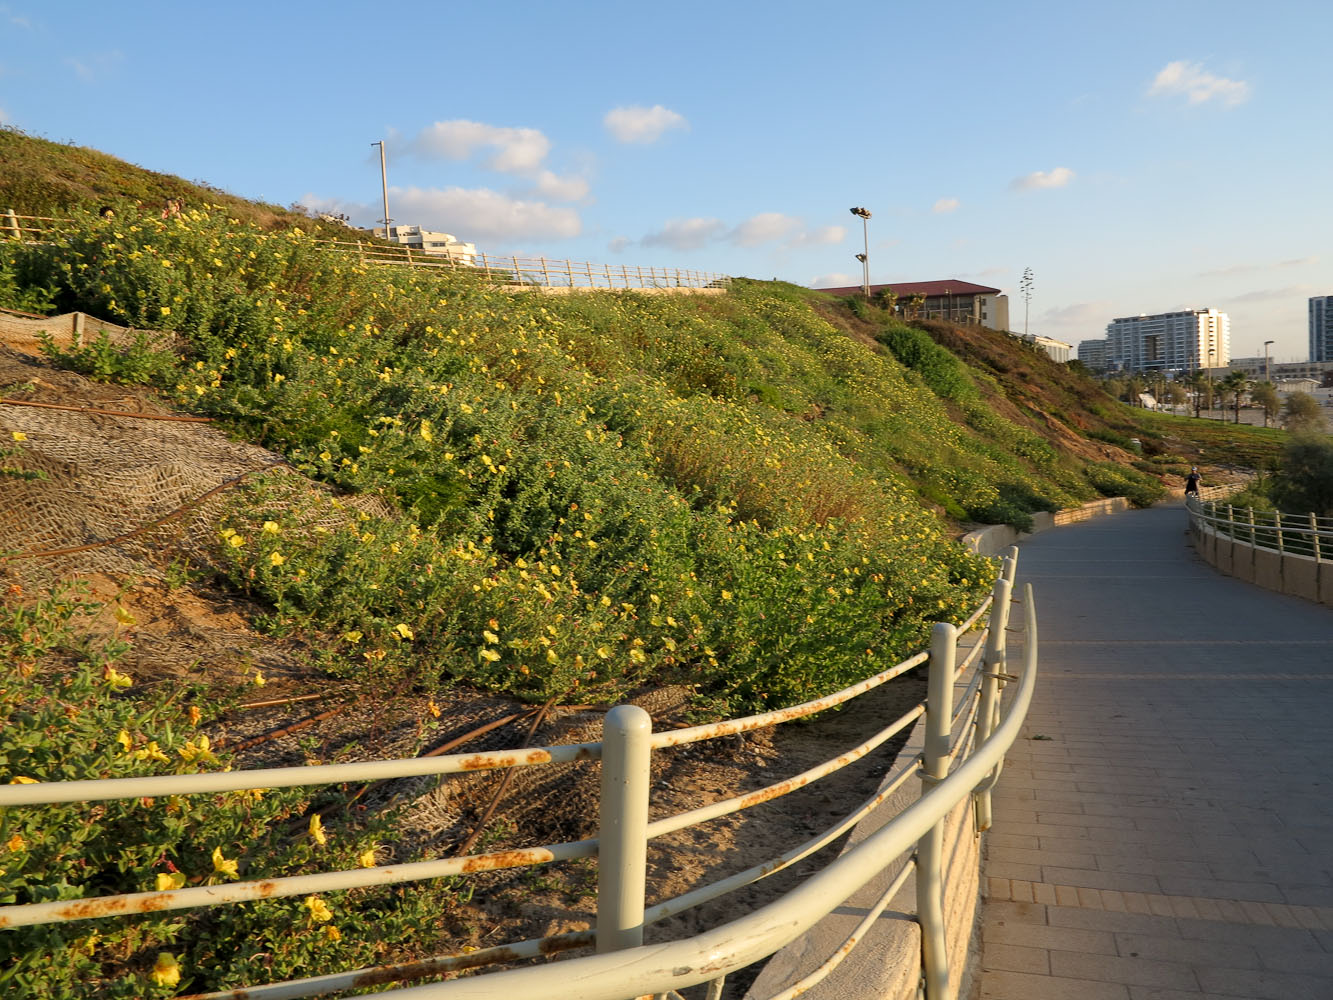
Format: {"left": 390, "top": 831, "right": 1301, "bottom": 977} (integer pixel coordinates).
{"left": 2, "top": 0, "right": 1329, "bottom": 361}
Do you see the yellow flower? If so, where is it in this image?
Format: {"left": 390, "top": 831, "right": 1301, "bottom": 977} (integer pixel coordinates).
{"left": 596, "top": 645, "right": 612, "bottom": 660}
{"left": 8, "top": 776, "right": 38, "bottom": 784}
{"left": 6, "top": 833, "right": 25, "bottom": 852}
{"left": 211, "top": 846, "right": 238, "bottom": 879}
{"left": 187, "top": 705, "right": 202, "bottom": 726}
{"left": 478, "top": 648, "right": 501, "bottom": 662}
{"left": 104, "top": 665, "right": 133, "bottom": 690}
{"left": 150, "top": 952, "right": 181, "bottom": 987}
{"left": 303, "top": 895, "right": 333, "bottom": 922}
{"left": 251, "top": 669, "right": 266, "bottom": 687}
{"left": 116, "top": 729, "right": 133, "bottom": 753}
{"left": 177, "top": 734, "right": 216, "bottom": 765}
{"left": 10, "top": 431, "right": 26, "bottom": 441}
{"left": 419, "top": 420, "right": 433, "bottom": 442}
{"left": 133, "top": 741, "right": 169, "bottom": 763}
{"left": 308, "top": 814, "right": 327, "bottom": 846}
{"left": 358, "top": 846, "right": 378, "bottom": 868}
{"left": 342, "top": 630, "right": 363, "bottom": 644}
{"left": 321, "top": 923, "right": 342, "bottom": 942}
{"left": 482, "top": 629, "right": 499, "bottom": 644}
{"left": 268, "top": 550, "right": 286, "bottom": 567}
{"left": 262, "top": 520, "right": 280, "bottom": 534}
{"left": 721, "top": 590, "right": 733, "bottom": 601}
{"left": 156, "top": 871, "right": 186, "bottom": 891}
{"left": 629, "top": 648, "right": 646, "bottom": 664}
{"left": 113, "top": 604, "right": 136, "bottom": 626}
{"left": 227, "top": 534, "right": 245, "bottom": 548}
{"left": 159, "top": 306, "right": 171, "bottom": 317}
{"left": 393, "top": 623, "right": 414, "bottom": 641}
{"left": 426, "top": 699, "right": 441, "bottom": 718}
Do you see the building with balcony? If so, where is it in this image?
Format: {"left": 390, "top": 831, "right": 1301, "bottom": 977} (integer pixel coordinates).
{"left": 373, "top": 224, "right": 477, "bottom": 265}
{"left": 1104, "top": 308, "right": 1230, "bottom": 374}
{"left": 815, "top": 280, "right": 1010, "bottom": 331}
{"left": 1077, "top": 340, "right": 1110, "bottom": 372}
{"left": 1310, "top": 295, "right": 1333, "bottom": 363}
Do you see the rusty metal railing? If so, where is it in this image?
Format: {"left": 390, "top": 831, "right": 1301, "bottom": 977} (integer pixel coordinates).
{"left": 1, "top": 549, "right": 1035, "bottom": 1000}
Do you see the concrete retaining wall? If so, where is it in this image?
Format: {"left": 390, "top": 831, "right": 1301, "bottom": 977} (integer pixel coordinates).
{"left": 962, "top": 498, "right": 1129, "bottom": 557}
{"left": 1191, "top": 521, "right": 1333, "bottom": 608}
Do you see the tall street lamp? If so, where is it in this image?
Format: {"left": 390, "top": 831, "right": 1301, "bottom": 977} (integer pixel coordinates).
{"left": 849, "top": 207, "right": 871, "bottom": 298}
{"left": 371, "top": 140, "right": 392, "bottom": 239}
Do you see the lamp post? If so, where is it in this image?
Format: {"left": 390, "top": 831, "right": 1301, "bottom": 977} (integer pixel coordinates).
{"left": 849, "top": 207, "right": 871, "bottom": 298}
{"left": 371, "top": 140, "right": 392, "bottom": 239}
{"left": 1264, "top": 340, "right": 1273, "bottom": 383}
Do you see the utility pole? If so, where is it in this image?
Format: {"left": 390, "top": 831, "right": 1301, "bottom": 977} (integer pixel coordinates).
{"left": 850, "top": 207, "right": 872, "bottom": 298}
{"left": 371, "top": 140, "right": 391, "bottom": 239}
{"left": 1019, "top": 267, "right": 1034, "bottom": 337}
{"left": 1264, "top": 340, "right": 1273, "bottom": 383}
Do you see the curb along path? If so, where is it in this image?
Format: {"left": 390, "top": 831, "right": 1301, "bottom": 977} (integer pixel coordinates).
{"left": 980, "top": 504, "right": 1333, "bottom": 999}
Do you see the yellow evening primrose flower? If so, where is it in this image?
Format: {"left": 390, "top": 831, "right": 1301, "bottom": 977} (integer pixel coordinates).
{"left": 187, "top": 705, "right": 202, "bottom": 726}
{"left": 342, "top": 630, "right": 363, "bottom": 644}
{"left": 629, "top": 648, "right": 646, "bottom": 664}
{"left": 133, "top": 741, "right": 169, "bottom": 763}
{"left": 482, "top": 630, "right": 499, "bottom": 644}
{"left": 321, "top": 924, "right": 342, "bottom": 942}
{"left": 178, "top": 734, "right": 216, "bottom": 765}
{"left": 104, "top": 665, "right": 133, "bottom": 690}
{"left": 116, "top": 729, "right": 133, "bottom": 753}
{"left": 156, "top": 871, "right": 186, "bottom": 891}
{"left": 7, "top": 833, "right": 25, "bottom": 852}
{"left": 419, "top": 420, "right": 433, "bottom": 442}
{"left": 308, "top": 814, "right": 327, "bottom": 846}
{"left": 358, "top": 847, "right": 378, "bottom": 868}
{"left": 478, "top": 648, "right": 500, "bottom": 662}
{"left": 113, "top": 604, "right": 136, "bottom": 626}
{"left": 159, "top": 306, "right": 171, "bottom": 317}
{"left": 211, "top": 846, "right": 238, "bottom": 879}
{"left": 393, "top": 623, "right": 414, "bottom": 640}
{"left": 10, "top": 431, "right": 26, "bottom": 441}
{"left": 227, "top": 534, "right": 245, "bottom": 548}
{"left": 261, "top": 521, "right": 280, "bottom": 535}
{"left": 268, "top": 551, "right": 285, "bottom": 567}
{"left": 251, "top": 669, "right": 266, "bottom": 687}
{"left": 303, "top": 895, "right": 333, "bottom": 922}
{"left": 8, "top": 776, "right": 38, "bottom": 784}
{"left": 151, "top": 952, "right": 182, "bottom": 988}
{"left": 427, "top": 699, "right": 440, "bottom": 718}
{"left": 721, "top": 590, "right": 733, "bottom": 601}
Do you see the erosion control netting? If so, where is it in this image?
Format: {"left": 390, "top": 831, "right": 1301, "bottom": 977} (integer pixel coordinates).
{"left": 0, "top": 345, "right": 389, "bottom": 588}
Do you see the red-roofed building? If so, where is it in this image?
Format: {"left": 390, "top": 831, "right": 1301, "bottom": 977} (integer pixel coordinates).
{"left": 814, "top": 279, "right": 1009, "bottom": 331}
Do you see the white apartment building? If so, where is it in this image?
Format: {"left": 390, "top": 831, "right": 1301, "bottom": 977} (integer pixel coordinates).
{"left": 1077, "top": 340, "right": 1110, "bottom": 372}
{"left": 1104, "top": 308, "right": 1230, "bottom": 374}
{"left": 373, "top": 225, "right": 477, "bottom": 265}
{"left": 1310, "top": 295, "right": 1333, "bottom": 363}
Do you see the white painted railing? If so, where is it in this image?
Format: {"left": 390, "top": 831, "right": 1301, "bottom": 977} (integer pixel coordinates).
{"left": 1, "top": 551, "right": 1037, "bottom": 1000}
{"left": 1187, "top": 495, "right": 1332, "bottom": 561}
{"left": 2, "top": 211, "right": 730, "bottom": 291}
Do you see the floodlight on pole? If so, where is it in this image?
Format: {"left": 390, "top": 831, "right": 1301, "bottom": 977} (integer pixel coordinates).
{"left": 371, "top": 140, "right": 391, "bottom": 239}
{"left": 849, "top": 207, "right": 871, "bottom": 298}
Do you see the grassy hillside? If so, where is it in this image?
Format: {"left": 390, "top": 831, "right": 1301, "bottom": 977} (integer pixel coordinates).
{"left": 0, "top": 133, "right": 1293, "bottom": 998}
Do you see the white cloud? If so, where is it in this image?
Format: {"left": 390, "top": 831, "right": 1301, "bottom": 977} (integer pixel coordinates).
{"left": 729, "top": 212, "right": 801, "bottom": 247}
{"left": 933, "top": 197, "right": 960, "bottom": 214}
{"left": 1224, "top": 284, "right": 1315, "bottom": 304}
{"left": 603, "top": 104, "right": 688, "bottom": 144}
{"left": 1010, "top": 167, "right": 1075, "bottom": 192}
{"left": 789, "top": 224, "right": 846, "bottom": 247}
{"left": 640, "top": 217, "right": 726, "bottom": 251}
{"left": 410, "top": 119, "right": 551, "bottom": 173}
{"left": 531, "top": 170, "right": 589, "bottom": 202}
{"left": 809, "top": 273, "right": 855, "bottom": 289}
{"left": 1148, "top": 61, "right": 1250, "bottom": 108}
{"left": 1039, "top": 301, "right": 1112, "bottom": 331}
{"left": 391, "top": 186, "right": 580, "bottom": 241}
{"left": 608, "top": 236, "right": 631, "bottom": 254}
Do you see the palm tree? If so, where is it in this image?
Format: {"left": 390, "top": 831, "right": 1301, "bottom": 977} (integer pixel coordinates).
{"left": 1219, "top": 371, "right": 1249, "bottom": 424}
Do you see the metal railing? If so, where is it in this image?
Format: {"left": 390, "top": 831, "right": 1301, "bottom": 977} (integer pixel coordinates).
{"left": 1, "top": 210, "right": 730, "bottom": 291}
{"left": 1187, "top": 495, "right": 1332, "bottom": 561}
{"left": 1, "top": 551, "right": 1036, "bottom": 1000}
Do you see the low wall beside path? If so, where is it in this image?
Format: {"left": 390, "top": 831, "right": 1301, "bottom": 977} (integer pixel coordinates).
{"left": 961, "top": 497, "right": 1130, "bottom": 557}
{"left": 1190, "top": 518, "right": 1333, "bottom": 608}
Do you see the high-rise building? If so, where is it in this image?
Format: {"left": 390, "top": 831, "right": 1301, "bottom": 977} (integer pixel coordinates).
{"left": 1105, "top": 309, "right": 1230, "bottom": 373}
{"left": 1310, "top": 296, "right": 1333, "bottom": 362}
{"left": 1077, "top": 340, "right": 1110, "bottom": 372}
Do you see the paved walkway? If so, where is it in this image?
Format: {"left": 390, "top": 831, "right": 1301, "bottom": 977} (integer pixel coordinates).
{"left": 980, "top": 504, "right": 1333, "bottom": 1000}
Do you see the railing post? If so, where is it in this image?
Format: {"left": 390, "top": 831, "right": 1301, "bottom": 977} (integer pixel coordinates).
{"left": 4, "top": 208, "right": 19, "bottom": 241}
{"left": 918, "top": 621, "right": 956, "bottom": 1000}
{"left": 1312, "top": 513, "right": 1321, "bottom": 563}
{"left": 1275, "top": 511, "right": 1284, "bottom": 553}
{"left": 1247, "top": 507, "right": 1256, "bottom": 545}
{"left": 597, "top": 704, "right": 652, "bottom": 955}
{"left": 975, "top": 573, "right": 1013, "bottom": 833}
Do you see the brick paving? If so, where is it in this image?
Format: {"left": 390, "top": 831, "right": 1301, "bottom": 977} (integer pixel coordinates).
{"left": 980, "top": 505, "right": 1333, "bottom": 999}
